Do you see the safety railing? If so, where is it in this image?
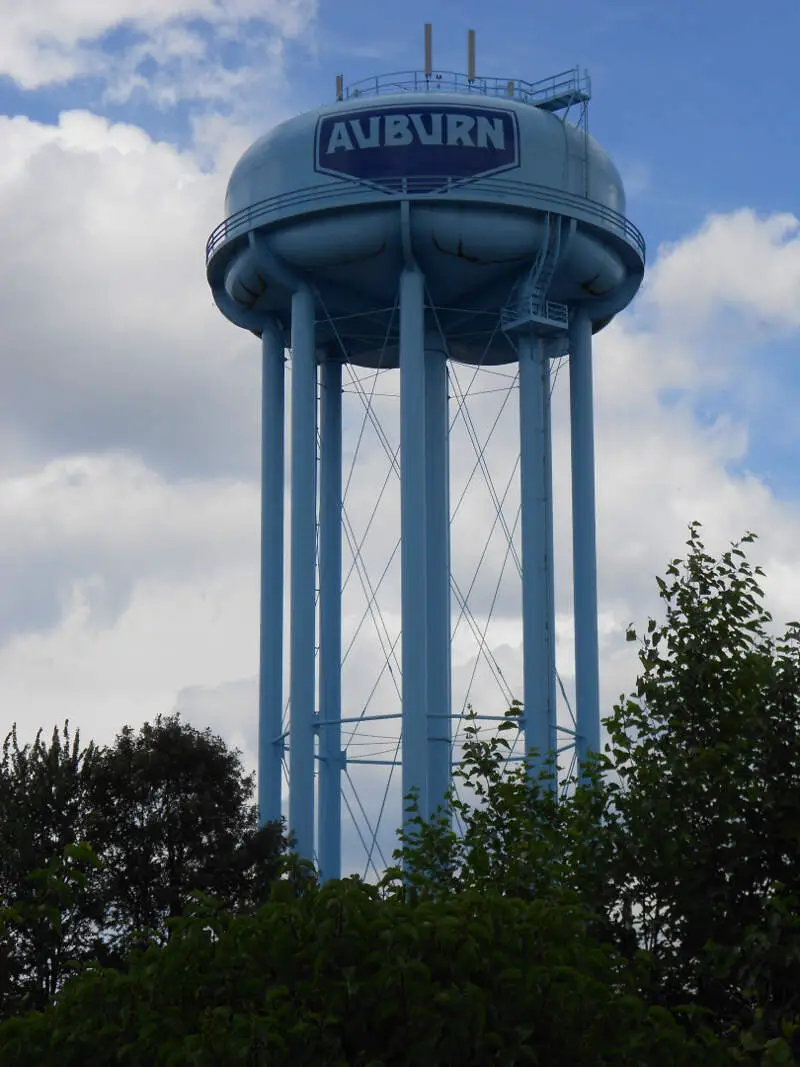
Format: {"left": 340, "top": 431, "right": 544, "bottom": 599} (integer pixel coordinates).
{"left": 341, "top": 67, "right": 591, "bottom": 110}
{"left": 206, "top": 175, "right": 645, "bottom": 266}
{"left": 501, "top": 298, "right": 570, "bottom": 333}
{"left": 542, "top": 301, "right": 569, "bottom": 326}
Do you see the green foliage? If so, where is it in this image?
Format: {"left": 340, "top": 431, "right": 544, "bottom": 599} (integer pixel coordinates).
{"left": 85, "top": 713, "right": 286, "bottom": 961}
{"left": 2, "top": 524, "right": 799, "bottom": 1063}
{"left": 384, "top": 705, "right": 624, "bottom": 956}
{"left": 0, "top": 714, "right": 287, "bottom": 1016}
{"left": 0, "top": 864, "right": 721, "bottom": 1066}
{"left": 389, "top": 523, "right": 800, "bottom": 1062}
{"left": 0, "top": 724, "right": 105, "bottom": 1015}
{"left": 605, "top": 523, "right": 800, "bottom": 1053}
{"left": 0, "top": 842, "right": 102, "bottom": 1018}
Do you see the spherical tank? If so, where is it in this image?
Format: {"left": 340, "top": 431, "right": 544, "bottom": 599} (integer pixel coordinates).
{"left": 206, "top": 80, "right": 645, "bottom": 365}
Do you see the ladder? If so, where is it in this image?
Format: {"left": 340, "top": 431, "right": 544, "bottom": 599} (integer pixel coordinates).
{"left": 501, "top": 214, "right": 570, "bottom": 335}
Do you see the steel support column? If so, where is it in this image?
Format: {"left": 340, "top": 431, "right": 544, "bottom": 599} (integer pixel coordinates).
{"left": 258, "top": 318, "right": 286, "bottom": 826}
{"left": 519, "top": 332, "right": 557, "bottom": 783}
{"left": 424, "top": 331, "right": 451, "bottom": 820}
{"left": 318, "top": 355, "right": 343, "bottom": 882}
{"left": 569, "top": 311, "right": 601, "bottom": 766}
{"left": 399, "top": 268, "right": 428, "bottom": 827}
{"left": 543, "top": 343, "right": 558, "bottom": 759}
{"left": 288, "top": 287, "right": 317, "bottom": 861}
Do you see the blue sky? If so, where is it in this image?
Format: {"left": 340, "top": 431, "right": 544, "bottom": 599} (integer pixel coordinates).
{"left": 5, "top": 0, "right": 799, "bottom": 237}
{"left": 0, "top": 0, "right": 798, "bottom": 870}
{"left": 3, "top": 0, "right": 796, "bottom": 239}
{"left": 3, "top": 0, "right": 797, "bottom": 500}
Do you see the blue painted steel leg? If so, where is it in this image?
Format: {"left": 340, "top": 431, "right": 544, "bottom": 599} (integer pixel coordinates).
{"left": 399, "top": 268, "right": 428, "bottom": 828}
{"left": 258, "top": 318, "right": 286, "bottom": 827}
{"left": 543, "top": 343, "right": 558, "bottom": 762}
{"left": 288, "top": 287, "right": 317, "bottom": 861}
{"left": 318, "top": 354, "right": 343, "bottom": 882}
{"left": 518, "top": 333, "right": 556, "bottom": 785}
{"left": 424, "top": 331, "right": 451, "bottom": 820}
{"left": 569, "top": 311, "right": 601, "bottom": 767}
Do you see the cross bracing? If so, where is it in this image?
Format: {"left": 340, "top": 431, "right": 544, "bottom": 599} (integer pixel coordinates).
{"left": 275, "top": 296, "right": 580, "bottom": 880}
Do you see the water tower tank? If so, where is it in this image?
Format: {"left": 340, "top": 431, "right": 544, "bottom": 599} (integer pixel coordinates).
{"left": 206, "top": 58, "right": 645, "bottom": 878}
{"left": 207, "top": 71, "right": 644, "bottom": 365}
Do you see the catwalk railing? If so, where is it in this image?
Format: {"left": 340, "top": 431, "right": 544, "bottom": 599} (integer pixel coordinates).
{"left": 340, "top": 67, "right": 592, "bottom": 110}
{"left": 206, "top": 177, "right": 646, "bottom": 266}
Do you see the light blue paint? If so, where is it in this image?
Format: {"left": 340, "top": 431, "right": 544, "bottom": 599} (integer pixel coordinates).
{"left": 399, "top": 266, "right": 428, "bottom": 829}
{"left": 543, "top": 344, "right": 558, "bottom": 760}
{"left": 208, "top": 83, "right": 643, "bottom": 370}
{"left": 569, "top": 310, "right": 601, "bottom": 767}
{"left": 318, "top": 354, "right": 343, "bottom": 882}
{"left": 518, "top": 333, "right": 556, "bottom": 783}
{"left": 288, "top": 286, "right": 317, "bottom": 862}
{"left": 424, "top": 331, "right": 452, "bottom": 820}
{"left": 208, "top": 67, "right": 644, "bottom": 873}
{"left": 258, "top": 319, "right": 286, "bottom": 827}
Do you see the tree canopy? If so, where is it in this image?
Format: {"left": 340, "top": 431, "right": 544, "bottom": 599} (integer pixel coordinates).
{"left": 1, "top": 525, "right": 799, "bottom": 1063}
{"left": 0, "top": 714, "right": 287, "bottom": 1016}
{"left": 0, "top": 859, "right": 724, "bottom": 1066}
{"left": 604, "top": 525, "right": 800, "bottom": 1056}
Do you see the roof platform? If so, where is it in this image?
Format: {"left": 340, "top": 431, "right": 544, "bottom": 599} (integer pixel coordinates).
{"left": 341, "top": 66, "right": 591, "bottom": 113}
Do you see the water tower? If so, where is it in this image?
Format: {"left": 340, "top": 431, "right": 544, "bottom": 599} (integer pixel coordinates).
{"left": 206, "top": 27, "right": 645, "bottom": 880}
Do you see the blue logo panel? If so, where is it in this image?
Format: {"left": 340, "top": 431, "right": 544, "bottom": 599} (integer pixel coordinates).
{"left": 315, "top": 104, "right": 519, "bottom": 189}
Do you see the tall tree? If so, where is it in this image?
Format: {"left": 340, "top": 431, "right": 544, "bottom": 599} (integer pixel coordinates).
{"left": 605, "top": 524, "right": 800, "bottom": 1047}
{"left": 392, "top": 524, "right": 800, "bottom": 1059}
{"left": 0, "top": 723, "right": 103, "bottom": 1015}
{"left": 85, "top": 713, "right": 286, "bottom": 960}
{"left": 0, "top": 713, "right": 287, "bottom": 1013}
{"left": 4, "top": 528, "right": 798, "bottom": 1061}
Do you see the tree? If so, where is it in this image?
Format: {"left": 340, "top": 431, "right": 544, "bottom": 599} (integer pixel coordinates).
{"left": 390, "top": 525, "right": 800, "bottom": 1061}
{"left": 0, "top": 724, "right": 104, "bottom": 1015}
{"left": 387, "top": 703, "right": 624, "bottom": 956}
{"left": 604, "top": 524, "right": 800, "bottom": 1052}
{"left": 85, "top": 713, "right": 286, "bottom": 963}
{"left": 0, "top": 843, "right": 102, "bottom": 1018}
{"left": 0, "top": 867, "right": 724, "bottom": 1066}
{"left": 3, "top": 526, "right": 799, "bottom": 1062}
{"left": 0, "top": 713, "right": 287, "bottom": 1013}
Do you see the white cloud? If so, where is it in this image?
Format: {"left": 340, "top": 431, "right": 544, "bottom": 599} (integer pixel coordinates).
{"left": 0, "top": 0, "right": 316, "bottom": 102}
{"left": 0, "top": 568, "right": 259, "bottom": 751}
{"left": 0, "top": 110, "right": 262, "bottom": 479}
{"left": 0, "top": 452, "right": 258, "bottom": 638}
{"left": 0, "top": 108, "right": 267, "bottom": 751}
{"left": 641, "top": 210, "right": 800, "bottom": 336}
{"left": 1, "top": 100, "right": 800, "bottom": 874}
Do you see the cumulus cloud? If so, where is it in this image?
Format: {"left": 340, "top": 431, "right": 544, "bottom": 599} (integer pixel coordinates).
{"left": 0, "top": 0, "right": 316, "bottom": 103}
{"left": 0, "top": 110, "right": 261, "bottom": 480}
{"left": 0, "top": 566, "right": 260, "bottom": 751}
{"left": 0, "top": 453, "right": 259, "bottom": 642}
{"left": 1, "top": 97, "right": 800, "bottom": 874}
{"left": 644, "top": 210, "right": 800, "bottom": 335}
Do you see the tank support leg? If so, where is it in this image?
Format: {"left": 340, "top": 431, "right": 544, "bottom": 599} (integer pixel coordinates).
{"left": 569, "top": 311, "right": 601, "bottom": 769}
{"left": 399, "top": 267, "right": 428, "bottom": 831}
{"left": 258, "top": 319, "right": 286, "bottom": 827}
{"left": 424, "top": 331, "right": 452, "bottom": 821}
{"left": 318, "top": 354, "right": 343, "bottom": 882}
{"left": 544, "top": 342, "right": 557, "bottom": 766}
{"left": 519, "top": 333, "right": 557, "bottom": 785}
{"left": 289, "top": 287, "right": 317, "bottom": 862}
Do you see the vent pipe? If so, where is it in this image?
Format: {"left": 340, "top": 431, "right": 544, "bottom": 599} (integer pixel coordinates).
{"left": 424, "top": 23, "right": 432, "bottom": 77}
{"left": 467, "top": 29, "right": 476, "bottom": 82}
